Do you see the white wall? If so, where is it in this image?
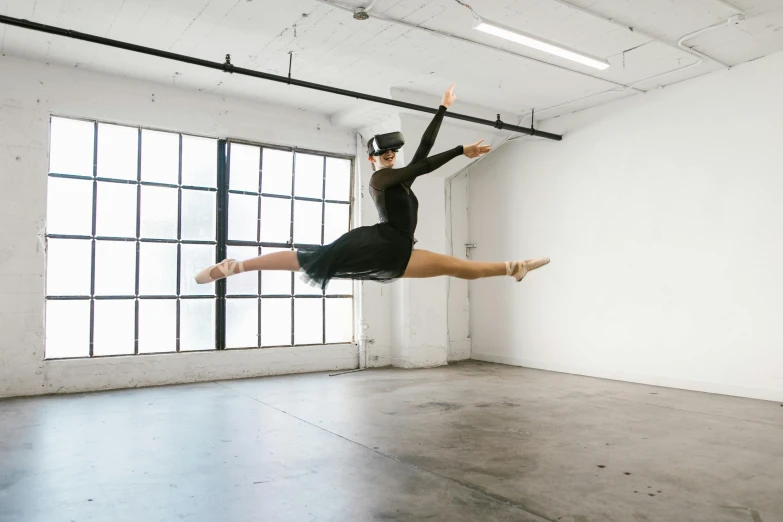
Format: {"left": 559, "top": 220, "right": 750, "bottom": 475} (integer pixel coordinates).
{"left": 0, "top": 55, "right": 363, "bottom": 398}
{"left": 446, "top": 171, "right": 472, "bottom": 361}
{"left": 468, "top": 51, "right": 783, "bottom": 402}
{"left": 385, "top": 113, "right": 508, "bottom": 368}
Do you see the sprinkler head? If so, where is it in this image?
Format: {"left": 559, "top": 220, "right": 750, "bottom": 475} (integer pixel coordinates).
{"left": 728, "top": 14, "right": 745, "bottom": 24}
{"left": 353, "top": 10, "right": 370, "bottom": 20}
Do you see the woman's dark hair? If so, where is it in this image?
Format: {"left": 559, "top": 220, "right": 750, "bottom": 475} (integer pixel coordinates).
{"left": 367, "top": 138, "right": 375, "bottom": 171}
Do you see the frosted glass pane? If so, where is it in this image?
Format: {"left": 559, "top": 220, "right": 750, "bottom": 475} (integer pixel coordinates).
{"left": 229, "top": 143, "right": 260, "bottom": 192}
{"left": 260, "top": 197, "right": 291, "bottom": 243}
{"left": 295, "top": 272, "right": 322, "bottom": 296}
{"left": 45, "top": 300, "right": 90, "bottom": 359}
{"left": 226, "top": 246, "right": 259, "bottom": 296}
{"left": 97, "top": 123, "right": 138, "bottom": 180}
{"left": 93, "top": 300, "right": 135, "bottom": 356}
{"left": 325, "top": 278, "right": 353, "bottom": 296}
{"left": 325, "top": 157, "right": 351, "bottom": 202}
{"left": 326, "top": 298, "right": 353, "bottom": 343}
{"left": 260, "top": 247, "right": 292, "bottom": 296}
{"left": 261, "top": 149, "right": 292, "bottom": 196}
{"left": 46, "top": 238, "right": 92, "bottom": 296}
{"left": 295, "top": 298, "right": 323, "bottom": 345}
{"left": 182, "top": 135, "right": 217, "bottom": 188}
{"left": 324, "top": 203, "right": 350, "bottom": 245}
{"left": 261, "top": 298, "right": 291, "bottom": 347}
{"left": 95, "top": 182, "right": 137, "bottom": 238}
{"left": 139, "top": 243, "right": 177, "bottom": 296}
{"left": 294, "top": 153, "right": 324, "bottom": 199}
{"left": 294, "top": 200, "right": 322, "bottom": 245}
{"left": 226, "top": 298, "right": 259, "bottom": 349}
{"left": 140, "top": 186, "right": 178, "bottom": 239}
{"left": 50, "top": 118, "right": 94, "bottom": 176}
{"left": 141, "top": 129, "right": 179, "bottom": 184}
{"left": 138, "top": 300, "right": 176, "bottom": 354}
{"left": 94, "top": 241, "right": 136, "bottom": 296}
{"left": 181, "top": 244, "right": 216, "bottom": 296}
{"left": 182, "top": 189, "right": 216, "bottom": 241}
{"left": 180, "top": 299, "right": 215, "bottom": 351}
{"left": 228, "top": 194, "right": 258, "bottom": 242}
{"left": 47, "top": 177, "right": 93, "bottom": 236}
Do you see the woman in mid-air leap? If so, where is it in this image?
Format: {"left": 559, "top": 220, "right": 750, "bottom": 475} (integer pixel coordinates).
{"left": 196, "top": 85, "right": 549, "bottom": 287}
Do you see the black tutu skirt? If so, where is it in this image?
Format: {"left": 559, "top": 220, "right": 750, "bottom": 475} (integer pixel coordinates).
{"left": 296, "top": 223, "right": 415, "bottom": 290}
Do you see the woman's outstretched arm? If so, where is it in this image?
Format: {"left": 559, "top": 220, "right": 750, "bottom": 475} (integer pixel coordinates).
{"left": 370, "top": 145, "right": 464, "bottom": 191}
{"left": 369, "top": 139, "right": 492, "bottom": 191}
{"left": 408, "top": 85, "right": 457, "bottom": 166}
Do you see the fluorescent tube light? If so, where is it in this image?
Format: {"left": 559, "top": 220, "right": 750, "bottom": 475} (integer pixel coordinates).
{"left": 474, "top": 20, "right": 610, "bottom": 70}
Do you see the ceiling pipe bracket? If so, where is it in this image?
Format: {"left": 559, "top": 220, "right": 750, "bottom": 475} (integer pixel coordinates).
{"left": 222, "top": 54, "right": 235, "bottom": 74}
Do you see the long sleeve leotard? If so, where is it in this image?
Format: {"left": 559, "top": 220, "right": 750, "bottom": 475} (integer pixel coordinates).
{"left": 369, "top": 105, "right": 463, "bottom": 237}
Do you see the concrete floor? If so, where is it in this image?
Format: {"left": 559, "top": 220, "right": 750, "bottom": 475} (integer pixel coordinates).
{"left": 1, "top": 362, "right": 781, "bottom": 522}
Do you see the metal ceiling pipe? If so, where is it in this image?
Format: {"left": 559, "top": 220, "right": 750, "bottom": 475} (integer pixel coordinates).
{"left": 678, "top": 15, "right": 745, "bottom": 65}
{"left": 0, "top": 14, "right": 563, "bottom": 142}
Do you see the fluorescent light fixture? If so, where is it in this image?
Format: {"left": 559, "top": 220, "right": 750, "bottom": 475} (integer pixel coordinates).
{"left": 474, "top": 19, "right": 610, "bottom": 70}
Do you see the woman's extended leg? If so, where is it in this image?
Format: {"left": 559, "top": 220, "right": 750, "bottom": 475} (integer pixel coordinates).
{"left": 196, "top": 249, "right": 548, "bottom": 284}
{"left": 403, "top": 250, "right": 549, "bottom": 280}
{"left": 195, "top": 251, "right": 300, "bottom": 284}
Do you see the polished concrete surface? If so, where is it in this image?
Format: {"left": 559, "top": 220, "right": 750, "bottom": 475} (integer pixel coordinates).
{"left": 1, "top": 361, "right": 781, "bottom": 522}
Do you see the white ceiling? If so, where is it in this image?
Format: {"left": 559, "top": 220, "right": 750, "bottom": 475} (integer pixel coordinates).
{"left": 1, "top": 0, "right": 782, "bottom": 130}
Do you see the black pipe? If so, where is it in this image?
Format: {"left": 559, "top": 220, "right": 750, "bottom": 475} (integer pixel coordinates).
{"left": 0, "top": 14, "right": 563, "bottom": 141}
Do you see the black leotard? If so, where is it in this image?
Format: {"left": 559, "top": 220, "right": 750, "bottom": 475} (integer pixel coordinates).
{"left": 296, "top": 105, "right": 462, "bottom": 289}
{"left": 369, "top": 105, "right": 463, "bottom": 237}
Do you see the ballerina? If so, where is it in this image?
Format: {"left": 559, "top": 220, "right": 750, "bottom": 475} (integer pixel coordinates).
{"left": 195, "top": 85, "right": 549, "bottom": 287}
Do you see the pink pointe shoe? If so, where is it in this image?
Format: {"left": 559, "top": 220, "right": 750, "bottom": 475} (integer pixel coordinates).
{"left": 194, "top": 259, "right": 245, "bottom": 284}
{"left": 506, "top": 258, "right": 550, "bottom": 282}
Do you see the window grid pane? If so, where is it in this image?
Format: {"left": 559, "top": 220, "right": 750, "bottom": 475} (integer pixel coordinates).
{"left": 47, "top": 177, "right": 93, "bottom": 235}
{"left": 93, "top": 300, "right": 135, "bottom": 356}
{"left": 261, "top": 298, "right": 292, "bottom": 347}
{"left": 50, "top": 117, "right": 94, "bottom": 176}
{"left": 138, "top": 300, "right": 177, "bottom": 354}
{"left": 141, "top": 129, "right": 179, "bottom": 184}
{"left": 325, "top": 157, "right": 352, "bottom": 202}
{"left": 294, "top": 153, "right": 324, "bottom": 199}
{"left": 46, "top": 118, "right": 353, "bottom": 359}
{"left": 46, "top": 300, "right": 91, "bottom": 359}
{"left": 182, "top": 135, "right": 218, "bottom": 188}
{"left": 226, "top": 298, "right": 259, "bottom": 349}
{"left": 97, "top": 123, "right": 138, "bottom": 180}
{"left": 229, "top": 143, "right": 261, "bottom": 192}
{"left": 261, "top": 148, "right": 293, "bottom": 196}
{"left": 294, "top": 298, "right": 323, "bottom": 346}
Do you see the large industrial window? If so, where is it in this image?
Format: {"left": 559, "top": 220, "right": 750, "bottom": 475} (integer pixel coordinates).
{"left": 44, "top": 117, "right": 354, "bottom": 359}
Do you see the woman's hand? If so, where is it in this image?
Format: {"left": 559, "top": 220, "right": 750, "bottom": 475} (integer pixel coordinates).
{"left": 441, "top": 84, "right": 456, "bottom": 108}
{"left": 463, "top": 139, "right": 492, "bottom": 159}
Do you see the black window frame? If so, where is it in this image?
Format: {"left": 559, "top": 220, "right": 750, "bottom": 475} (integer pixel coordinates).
{"left": 44, "top": 116, "right": 355, "bottom": 360}
{"left": 220, "top": 138, "right": 356, "bottom": 350}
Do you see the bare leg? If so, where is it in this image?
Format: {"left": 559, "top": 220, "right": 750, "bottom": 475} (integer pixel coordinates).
{"left": 241, "top": 251, "right": 300, "bottom": 272}
{"left": 198, "top": 249, "right": 548, "bottom": 284}
{"left": 202, "top": 251, "right": 300, "bottom": 282}
{"left": 403, "top": 250, "right": 549, "bottom": 280}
